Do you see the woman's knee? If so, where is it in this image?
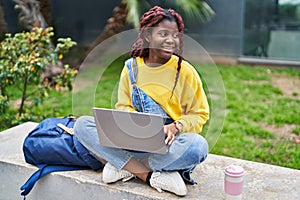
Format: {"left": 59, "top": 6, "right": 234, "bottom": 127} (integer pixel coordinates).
{"left": 77, "top": 115, "right": 94, "bottom": 124}
{"left": 180, "top": 133, "right": 209, "bottom": 163}
{"left": 195, "top": 134, "right": 209, "bottom": 162}
{"left": 74, "top": 116, "right": 94, "bottom": 136}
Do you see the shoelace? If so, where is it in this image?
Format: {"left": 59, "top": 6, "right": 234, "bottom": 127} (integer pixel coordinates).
{"left": 150, "top": 172, "right": 164, "bottom": 193}
{"left": 122, "top": 173, "right": 135, "bottom": 182}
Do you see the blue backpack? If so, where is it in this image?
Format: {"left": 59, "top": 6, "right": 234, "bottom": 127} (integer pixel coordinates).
{"left": 20, "top": 117, "right": 103, "bottom": 198}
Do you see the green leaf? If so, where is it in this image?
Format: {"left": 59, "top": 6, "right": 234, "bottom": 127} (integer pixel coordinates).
{"left": 174, "top": 0, "right": 215, "bottom": 22}
{"left": 122, "top": 0, "right": 141, "bottom": 28}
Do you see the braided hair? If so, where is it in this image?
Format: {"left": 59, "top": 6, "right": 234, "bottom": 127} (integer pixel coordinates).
{"left": 130, "top": 6, "right": 185, "bottom": 98}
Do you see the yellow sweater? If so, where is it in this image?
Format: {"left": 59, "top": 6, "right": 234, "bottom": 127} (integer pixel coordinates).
{"left": 115, "top": 55, "right": 209, "bottom": 134}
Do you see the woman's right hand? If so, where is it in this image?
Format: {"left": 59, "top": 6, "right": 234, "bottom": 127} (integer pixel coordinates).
{"left": 164, "top": 123, "right": 179, "bottom": 145}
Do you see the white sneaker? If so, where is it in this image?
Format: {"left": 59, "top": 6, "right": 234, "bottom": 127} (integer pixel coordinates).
{"left": 102, "top": 162, "right": 135, "bottom": 183}
{"left": 149, "top": 171, "right": 187, "bottom": 196}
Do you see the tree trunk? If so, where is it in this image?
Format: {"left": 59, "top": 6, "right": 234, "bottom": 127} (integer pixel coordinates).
{"left": 13, "top": 0, "right": 47, "bottom": 29}
{"left": 88, "top": 1, "right": 128, "bottom": 52}
{"left": 19, "top": 72, "right": 29, "bottom": 116}
{"left": 0, "top": 0, "right": 8, "bottom": 37}
{"left": 38, "top": 0, "right": 51, "bottom": 25}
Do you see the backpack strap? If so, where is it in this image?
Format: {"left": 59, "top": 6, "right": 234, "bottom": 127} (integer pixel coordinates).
{"left": 20, "top": 164, "right": 89, "bottom": 197}
{"left": 125, "top": 58, "right": 138, "bottom": 87}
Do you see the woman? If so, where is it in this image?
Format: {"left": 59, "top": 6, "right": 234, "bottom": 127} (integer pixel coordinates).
{"left": 74, "top": 6, "right": 209, "bottom": 196}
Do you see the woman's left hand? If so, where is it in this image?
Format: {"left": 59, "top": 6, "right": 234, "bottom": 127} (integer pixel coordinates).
{"left": 164, "top": 123, "right": 179, "bottom": 145}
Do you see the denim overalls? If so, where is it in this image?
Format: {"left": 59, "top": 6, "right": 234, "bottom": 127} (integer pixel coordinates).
{"left": 125, "top": 58, "right": 174, "bottom": 125}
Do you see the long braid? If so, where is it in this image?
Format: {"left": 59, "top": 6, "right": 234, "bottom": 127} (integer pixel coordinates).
{"left": 170, "top": 54, "right": 183, "bottom": 98}
{"left": 130, "top": 6, "right": 185, "bottom": 98}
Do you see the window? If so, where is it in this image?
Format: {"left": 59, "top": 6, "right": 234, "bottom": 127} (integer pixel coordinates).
{"left": 243, "top": 0, "right": 300, "bottom": 61}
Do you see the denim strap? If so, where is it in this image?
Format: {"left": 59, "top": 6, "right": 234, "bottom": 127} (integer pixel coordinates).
{"left": 125, "top": 58, "right": 138, "bottom": 87}
{"left": 124, "top": 58, "right": 173, "bottom": 124}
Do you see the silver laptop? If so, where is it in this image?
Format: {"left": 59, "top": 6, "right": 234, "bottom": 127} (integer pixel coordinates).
{"left": 92, "top": 107, "right": 168, "bottom": 154}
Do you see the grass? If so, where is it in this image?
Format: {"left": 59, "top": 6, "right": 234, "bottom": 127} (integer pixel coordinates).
{"left": 210, "top": 65, "right": 300, "bottom": 169}
{"left": 2, "top": 57, "right": 300, "bottom": 169}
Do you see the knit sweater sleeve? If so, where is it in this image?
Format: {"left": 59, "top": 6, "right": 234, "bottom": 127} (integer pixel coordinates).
{"left": 177, "top": 63, "right": 209, "bottom": 134}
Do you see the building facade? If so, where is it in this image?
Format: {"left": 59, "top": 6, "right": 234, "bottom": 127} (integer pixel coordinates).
{"left": 2, "top": 0, "right": 300, "bottom": 63}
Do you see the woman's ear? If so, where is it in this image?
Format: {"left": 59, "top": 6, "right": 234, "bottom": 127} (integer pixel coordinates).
{"left": 144, "top": 31, "right": 151, "bottom": 43}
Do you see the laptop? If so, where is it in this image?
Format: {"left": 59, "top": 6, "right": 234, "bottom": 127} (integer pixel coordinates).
{"left": 92, "top": 107, "right": 168, "bottom": 154}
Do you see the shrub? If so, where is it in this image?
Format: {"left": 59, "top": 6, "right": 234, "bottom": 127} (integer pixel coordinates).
{"left": 0, "top": 27, "right": 77, "bottom": 128}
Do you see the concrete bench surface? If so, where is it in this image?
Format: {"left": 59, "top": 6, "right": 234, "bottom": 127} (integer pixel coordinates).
{"left": 0, "top": 122, "right": 299, "bottom": 200}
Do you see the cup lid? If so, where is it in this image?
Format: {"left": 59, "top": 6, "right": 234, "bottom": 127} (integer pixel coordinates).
{"left": 224, "top": 165, "right": 244, "bottom": 177}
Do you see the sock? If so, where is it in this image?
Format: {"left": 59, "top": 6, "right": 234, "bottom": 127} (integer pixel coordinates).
{"left": 146, "top": 171, "right": 153, "bottom": 185}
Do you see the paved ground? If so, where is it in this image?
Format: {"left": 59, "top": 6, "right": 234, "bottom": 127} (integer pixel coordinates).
{"left": 0, "top": 122, "right": 299, "bottom": 199}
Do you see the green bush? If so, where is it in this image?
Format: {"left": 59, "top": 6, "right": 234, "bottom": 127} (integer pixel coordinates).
{"left": 0, "top": 27, "right": 77, "bottom": 128}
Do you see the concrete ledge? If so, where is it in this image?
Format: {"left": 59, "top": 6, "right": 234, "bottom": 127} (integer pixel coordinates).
{"left": 238, "top": 57, "right": 300, "bottom": 67}
{"left": 1, "top": 122, "right": 299, "bottom": 199}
